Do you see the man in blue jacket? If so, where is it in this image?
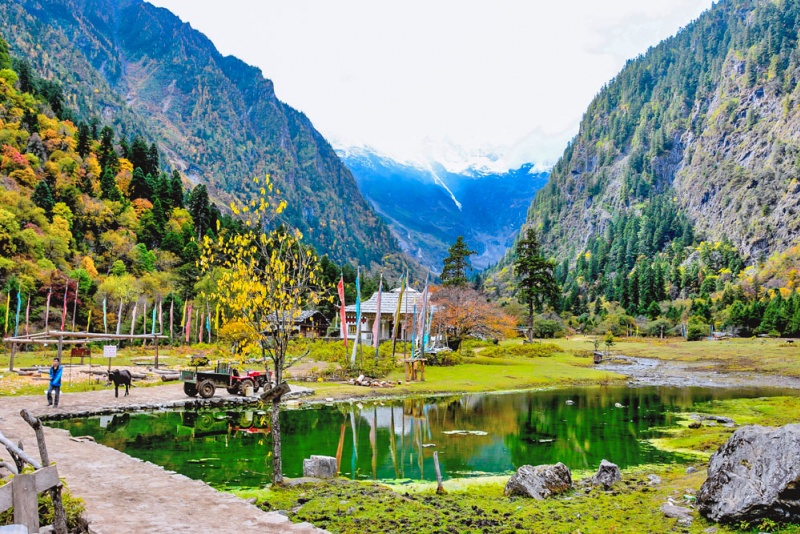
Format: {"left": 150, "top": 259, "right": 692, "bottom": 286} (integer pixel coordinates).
{"left": 47, "top": 357, "right": 62, "bottom": 407}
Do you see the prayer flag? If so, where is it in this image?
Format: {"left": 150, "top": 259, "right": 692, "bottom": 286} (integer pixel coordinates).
{"left": 337, "top": 276, "right": 347, "bottom": 350}
{"left": 61, "top": 282, "right": 68, "bottom": 331}
{"left": 373, "top": 273, "right": 382, "bottom": 351}
{"left": 3, "top": 293, "right": 9, "bottom": 334}
{"left": 14, "top": 290, "right": 21, "bottom": 337}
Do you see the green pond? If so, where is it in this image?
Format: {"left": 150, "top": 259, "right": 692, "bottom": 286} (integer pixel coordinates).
{"left": 49, "top": 386, "right": 789, "bottom": 490}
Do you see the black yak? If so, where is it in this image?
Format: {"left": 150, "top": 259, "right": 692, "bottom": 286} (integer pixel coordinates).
{"left": 108, "top": 369, "right": 132, "bottom": 397}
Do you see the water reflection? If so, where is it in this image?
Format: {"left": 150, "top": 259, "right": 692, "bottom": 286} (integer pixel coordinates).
{"left": 50, "top": 386, "right": 794, "bottom": 490}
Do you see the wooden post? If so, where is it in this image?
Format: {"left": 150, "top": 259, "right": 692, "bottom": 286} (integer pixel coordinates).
{"left": 433, "top": 451, "right": 445, "bottom": 494}
{"left": 12, "top": 473, "right": 39, "bottom": 531}
{"left": 57, "top": 335, "right": 63, "bottom": 361}
{"left": 9, "top": 342, "right": 16, "bottom": 371}
{"left": 154, "top": 335, "right": 159, "bottom": 369}
{"left": 20, "top": 409, "right": 68, "bottom": 534}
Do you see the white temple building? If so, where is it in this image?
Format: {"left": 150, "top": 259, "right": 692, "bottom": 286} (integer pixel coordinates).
{"left": 343, "top": 287, "right": 423, "bottom": 343}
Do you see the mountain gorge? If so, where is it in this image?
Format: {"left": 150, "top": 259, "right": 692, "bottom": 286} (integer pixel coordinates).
{"left": 340, "top": 147, "right": 548, "bottom": 273}
{"left": 0, "top": 0, "right": 408, "bottom": 270}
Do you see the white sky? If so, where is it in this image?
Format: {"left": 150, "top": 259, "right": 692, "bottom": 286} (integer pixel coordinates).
{"left": 149, "top": 0, "right": 715, "bottom": 170}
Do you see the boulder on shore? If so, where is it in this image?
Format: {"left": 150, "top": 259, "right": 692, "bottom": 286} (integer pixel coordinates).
{"left": 697, "top": 424, "right": 800, "bottom": 524}
{"left": 592, "top": 459, "right": 622, "bottom": 489}
{"left": 302, "top": 455, "right": 338, "bottom": 479}
{"left": 504, "top": 462, "right": 572, "bottom": 499}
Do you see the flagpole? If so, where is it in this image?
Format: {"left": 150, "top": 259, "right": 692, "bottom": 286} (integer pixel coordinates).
{"left": 61, "top": 280, "right": 68, "bottom": 331}
{"left": 71, "top": 280, "right": 78, "bottom": 332}
{"left": 169, "top": 298, "right": 174, "bottom": 343}
{"left": 373, "top": 272, "right": 382, "bottom": 362}
{"left": 25, "top": 294, "right": 30, "bottom": 336}
{"left": 350, "top": 267, "right": 361, "bottom": 368}
{"left": 14, "top": 289, "right": 21, "bottom": 337}
{"left": 44, "top": 288, "right": 51, "bottom": 332}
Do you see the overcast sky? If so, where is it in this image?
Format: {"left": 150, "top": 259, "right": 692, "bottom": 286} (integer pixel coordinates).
{"left": 150, "top": 0, "right": 715, "bottom": 170}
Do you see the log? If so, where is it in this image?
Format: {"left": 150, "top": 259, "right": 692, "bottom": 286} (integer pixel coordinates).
{"left": 160, "top": 374, "right": 180, "bottom": 382}
{"left": 260, "top": 381, "right": 291, "bottom": 403}
{"left": 0, "top": 431, "right": 41, "bottom": 469}
{"left": 0, "top": 461, "right": 18, "bottom": 475}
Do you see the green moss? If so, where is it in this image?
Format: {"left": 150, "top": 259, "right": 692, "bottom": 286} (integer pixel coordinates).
{"left": 238, "top": 466, "right": 797, "bottom": 533}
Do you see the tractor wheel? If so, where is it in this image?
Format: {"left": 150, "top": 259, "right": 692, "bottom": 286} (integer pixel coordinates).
{"left": 183, "top": 382, "right": 198, "bottom": 397}
{"left": 198, "top": 380, "right": 216, "bottom": 399}
{"left": 239, "top": 378, "right": 256, "bottom": 396}
{"left": 226, "top": 386, "right": 239, "bottom": 395}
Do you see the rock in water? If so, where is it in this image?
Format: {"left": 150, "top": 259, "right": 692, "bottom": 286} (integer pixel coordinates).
{"left": 697, "top": 424, "right": 800, "bottom": 523}
{"left": 504, "top": 462, "right": 572, "bottom": 499}
{"left": 592, "top": 459, "right": 622, "bottom": 489}
{"left": 302, "top": 455, "right": 338, "bottom": 479}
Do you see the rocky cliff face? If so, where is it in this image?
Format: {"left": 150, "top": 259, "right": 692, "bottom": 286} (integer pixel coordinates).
{"left": 519, "top": 0, "right": 800, "bottom": 263}
{"left": 0, "top": 0, "right": 408, "bottom": 269}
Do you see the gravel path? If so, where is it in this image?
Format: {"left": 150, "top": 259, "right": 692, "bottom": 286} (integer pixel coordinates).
{"left": 597, "top": 356, "right": 800, "bottom": 389}
{"left": 0, "top": 384, "right": 325, "bottom": 533}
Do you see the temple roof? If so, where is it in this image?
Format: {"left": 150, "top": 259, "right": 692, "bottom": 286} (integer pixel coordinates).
{"left": 344, "top": 287, "right": 422, "bottom": 315}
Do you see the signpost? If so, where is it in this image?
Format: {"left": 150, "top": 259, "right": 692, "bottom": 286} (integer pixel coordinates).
{"left": 104, "top": 345, "right": 117, "bottom": 372}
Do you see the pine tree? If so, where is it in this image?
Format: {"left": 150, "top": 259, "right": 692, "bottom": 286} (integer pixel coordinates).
{"left": 76, "top": 121, "right": 91, "bottom": 157}
{"left": 32, "top": 180, "right": 55, "bottom": 217}
{"left": 170, "top": 171, "right": 184, "bottom": 208}
{"left": 100, "top": 168, "right": 121, "bottom": 201}
{"left": 98, "top": 126, "right": 118, "bottom": 175}
{"left": 441, "top": 236, "right": 476, "bottom": 287}
{"left": 514, "top": 228, "right": 559, "bottom": 341}
{"left": 129, "top": 167, "right": 152, "bottom": 200}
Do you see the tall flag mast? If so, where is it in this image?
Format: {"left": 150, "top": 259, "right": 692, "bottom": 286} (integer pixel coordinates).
{"left": 350, "top": 267, "right": 361, "bottom": 367}
{"left": 337, "top": 273, "right": 347, "bottom": 350}
{"left": 373, "top": 272, "right": 383, "bottom": 361}
{"left": 391, "top": 270, "right": 406, "bottom": 360}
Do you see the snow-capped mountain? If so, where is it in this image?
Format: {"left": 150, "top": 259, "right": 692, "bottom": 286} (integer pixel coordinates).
{"left": 338, "top": 146, "right": 549, "bottom": 273}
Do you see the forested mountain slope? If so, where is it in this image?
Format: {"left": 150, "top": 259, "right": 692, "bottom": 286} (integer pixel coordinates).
{"left": 484, "top": 0, "right": 800, "bottom": 339}
{"left": 0, "top": 0, "right": 407, "bottom": 269}
{"left": 522, "top": 0, "right": 800, "bottom": 263}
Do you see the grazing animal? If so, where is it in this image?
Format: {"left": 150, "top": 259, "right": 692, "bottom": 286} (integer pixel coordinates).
{"left": 108, "top": 369, "right": 132, "bottom": 397}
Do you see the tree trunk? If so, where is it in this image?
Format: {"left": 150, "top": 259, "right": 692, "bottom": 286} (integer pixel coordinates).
{"left": 271, "top": 396, "right": 282, "bottom": 485}
{"left": 529, "top": 304, "right": 535, "bottom": 342}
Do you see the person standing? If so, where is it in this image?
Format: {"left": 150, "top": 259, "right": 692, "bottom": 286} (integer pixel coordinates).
{"left": 47, "top": 357, "right": 62, "bottom": 407}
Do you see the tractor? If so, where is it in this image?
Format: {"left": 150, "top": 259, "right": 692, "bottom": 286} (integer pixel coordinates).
{"left": 180, "top": 361, "right": 274, "bottom": 399}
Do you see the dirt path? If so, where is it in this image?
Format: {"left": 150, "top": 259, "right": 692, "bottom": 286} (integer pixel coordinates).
{"left": 0, "top": 384, "right": 325, "bottom": 533}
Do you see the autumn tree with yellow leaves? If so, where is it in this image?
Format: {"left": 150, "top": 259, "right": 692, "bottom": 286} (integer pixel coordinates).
{"left": 198, "top": 175, "right": 330, "bottom": 485}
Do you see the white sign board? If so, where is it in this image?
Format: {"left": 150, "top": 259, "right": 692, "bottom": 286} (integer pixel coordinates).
{"left": 103, "top": 345, "right": 117, "bottom": 358}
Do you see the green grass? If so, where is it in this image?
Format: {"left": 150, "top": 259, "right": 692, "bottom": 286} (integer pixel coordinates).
{"left": 239, "top": 466, "right": 799, "bottom": 534}
{"left": 649, "top": 396, "right": 800, "bottom": 458}
{"left": 307, "top": 350, "right": 624, "bottom": 401}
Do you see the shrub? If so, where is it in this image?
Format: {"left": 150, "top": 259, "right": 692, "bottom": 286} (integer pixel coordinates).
{"left": 532, "top": 319, "right": 566, "bottom": 338}
{"left": 426, "top": 350, "right": 462, "bottom": 366}
{"left": 480, "top": 343, "right": 561, "bottom": 358}
{"left": 687, "top": 320, "right": 709, "bottom": 341}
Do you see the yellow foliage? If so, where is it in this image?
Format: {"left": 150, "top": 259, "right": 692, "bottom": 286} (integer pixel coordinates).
{"left": 118, "top": 158, "right": 134, "bottom": 173}
{"left": 80, "top": 256, "right": 99, "bottom": 278}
